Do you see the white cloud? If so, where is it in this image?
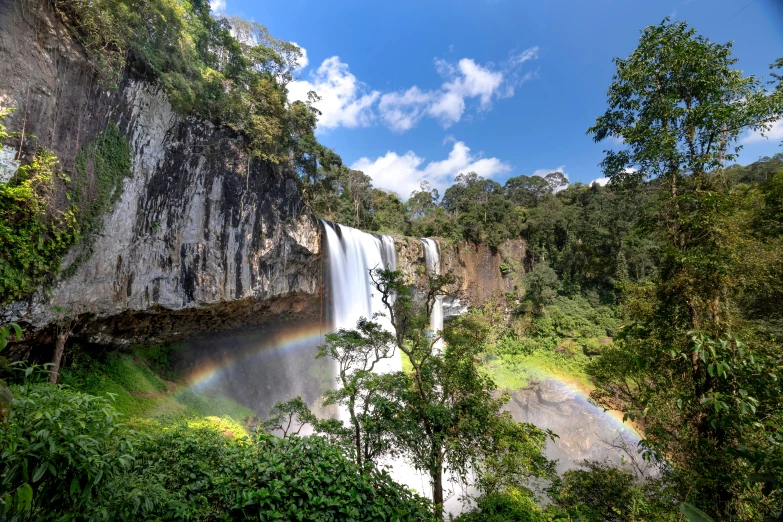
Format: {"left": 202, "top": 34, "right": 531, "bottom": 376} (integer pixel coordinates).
{"left": 379, "top": 87, "right": 434, "bottom": 132}
{"left": 289, "top": 46, "right": 540, "bottom": 133}
{"left": 509, "top": 46, "right": 539, "bottom": 66}
{"left": 591, "top": 167, "right": 636, "bottom": 186}
{"left": 287, "top": 57, "right": 380, "bottom": 129}
{"left": 210, "top": 0, "right": 226, "bottom": 13}
{"left": 291, "top": 42, "right": 308, "bottom": 70}
{"left": 351, "top": 141, "right": 511, "bottom": 199}
{"left": 741, "top": 119, "right": 783, "bottom": 144}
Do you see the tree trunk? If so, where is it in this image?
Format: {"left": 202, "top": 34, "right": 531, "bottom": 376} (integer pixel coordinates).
{"left": 432, "top": 457, "right": 444, "bottom": 520}
{"left": 49, "top": 331, "right": 68, "bottom": 384}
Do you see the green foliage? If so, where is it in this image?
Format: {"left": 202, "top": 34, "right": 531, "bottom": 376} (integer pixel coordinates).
{"left": 53, "top": 0, "right": 339, "bottom": 177}
{"left": 366, "top": 269, "right": 555, "bottom": 517}
{"left": 261, "top": 395, "right": 317, "bottom": 438}
{"left": 0, "top": 324, "right": 21, "bottom": 353}
{"left": 549, "top": 461, "right": 680, "bottom": 522}
{"left": 141, "top": 425, "right": 434, "bottom": 521}
{"left": 0, "top": 119, "right": 132, "bottom": 303}
{"left": 60, "top": 349, "right": 252, "bottom": 426}
{"left": 315, "top": 318, "right": 397, "bottom": 468}
{"left": 64, "top": 123, "right": 132, "bottom": 274}
{"left": 0, "top": 323, "right": 21, "bottom": 422}
{"left": 440, "top": 172, "right": 520, "bottom": 246}
{"left": 679, "top": 503, "right": 716, "bottom": 522}
{"left": 0, "top": 147, "right": 79, "bottom": 304}
{"left": 455, "top": 489, "right": 552, "bottom": 522}
{"left": 0, "top": 372, "right": 433, "bottom": 521}
{"left": 588, "top": 19, "right": 783, "bottom": 189}
{"left": 0, "top": 378, "right": 163, "bottom": 520}
{"left": 585, "top": 19, "right": 783, "bottom": 520}
{"left": 524, "top": 263, "right": 561, "bottom": 309}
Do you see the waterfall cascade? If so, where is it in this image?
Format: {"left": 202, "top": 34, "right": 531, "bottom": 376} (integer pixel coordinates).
{"left": 420, "top": 238, "right": 444, "bottom": 350}
{"left": 321, "top": 220, "right": 399, "bottom": 374}
{"left": 321, "top": 221, "right": 461, "bottom": 509}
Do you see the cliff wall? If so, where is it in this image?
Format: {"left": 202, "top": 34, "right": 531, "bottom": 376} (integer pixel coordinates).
{"left": 0, "top": 0, "right": 322, "bottom": 348}
{"left": 394, "top": 237, "right": 525, "bottom": 315}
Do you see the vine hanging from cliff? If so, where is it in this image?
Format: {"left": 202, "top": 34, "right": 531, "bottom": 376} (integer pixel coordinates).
{"left": 0, "top": 113, "right": 132, "bottom": 304}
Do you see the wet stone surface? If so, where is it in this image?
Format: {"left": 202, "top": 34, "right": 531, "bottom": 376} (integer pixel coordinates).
{"left": 504, "top": 379, "right": 641, "bottom": 474}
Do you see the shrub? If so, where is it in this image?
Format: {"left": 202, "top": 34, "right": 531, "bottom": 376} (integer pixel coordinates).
{"left": 0, "top": 379, "right": 163, "bottom": 520}
{"left": 142, "top": 426, "right": 434, "bottom": 521}
{"left": 548, "top": 461, "right": 680, "bottom": 522}
{"left": 456, "top": 489, "right": 552, "bottom": 522}
{"left": 0, "top": 376, "right": 433, "bottom": 521}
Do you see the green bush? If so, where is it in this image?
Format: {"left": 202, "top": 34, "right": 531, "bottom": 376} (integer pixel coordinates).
{"left": 456, "top": 489, "right": 552, "bottom": 522}
{"left": 0, "top": 147, "right": 80, "bottom": 304}
{"left": 548, "top": 461, "right": 680, "bottom": 522}
{"left": 0, "top": 379, "right": 164, "bottom": 520}
{"left": 0, "top": 371, "right": 433, "bottom": 521}
{"left": 0, "top": 118, "right": 132, "bottom": 303}
{"left": 142, "top": 425, "right": 434, "bottom": 521}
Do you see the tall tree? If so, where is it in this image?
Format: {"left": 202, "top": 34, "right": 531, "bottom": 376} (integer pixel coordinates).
{"left": 504, "top": 175, "right": 550, "bottom": 207}
{"left": 587, "top": 19, "right": 783, "bottom": 518}
{"left": 369, "top": 269, "right": 554, "bottom": 518}
{"left": 316, "top": 317, "right": 397, "bottom": 471}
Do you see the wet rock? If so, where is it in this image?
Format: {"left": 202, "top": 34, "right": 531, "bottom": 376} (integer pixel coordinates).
{"left": 393, "top": 236, "right": 526, "bottom": 308}
{"left": 537, "top": 379, "right": 576, "bottom": 404}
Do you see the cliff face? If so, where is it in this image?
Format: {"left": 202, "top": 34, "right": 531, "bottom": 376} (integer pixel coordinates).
{"left": 393, "top": 237, "right": 525, "bottom": 315}
{"left": 0, "top": 0, "right": 322, "bottom": 347}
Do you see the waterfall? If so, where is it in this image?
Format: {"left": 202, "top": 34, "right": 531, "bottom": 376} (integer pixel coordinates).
{"left": 321, "top": 220, "right": 399, "bottom": 373}
{"left": 420, "top": 238, "right": 444, "bottom": 350}
{"left": 320, "top": 222, "right": 464, "bottom": 510}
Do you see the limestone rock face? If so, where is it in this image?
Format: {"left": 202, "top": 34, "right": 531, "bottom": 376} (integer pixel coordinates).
{"left": 0, "top": 0, "right": 322, "bottom": 347}
{"left": 392, "top": 236, "right": 526, "bottom": 313}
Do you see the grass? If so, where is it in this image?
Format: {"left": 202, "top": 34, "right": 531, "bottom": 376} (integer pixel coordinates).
{"left": 61, "top": 348, "right": 253, "bottom": 434}
{"left": 485, "top": 347, "right": 594, "bottom": 391}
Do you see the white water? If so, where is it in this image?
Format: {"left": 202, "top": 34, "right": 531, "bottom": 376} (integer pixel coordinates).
{"left": 321, "top": 220, "right": 400, "bottom": 374}
{"left": 420, "top": 238, "right": 444, "bottom": 351}
{"left": 321, "top": 221, "right": 466, "bottom": 512}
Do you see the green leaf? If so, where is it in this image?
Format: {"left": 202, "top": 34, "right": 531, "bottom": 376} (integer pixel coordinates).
{"left": 70, "top": 476, "right": 81, "bottom": 496}
{"left": 32, "top": 463, "right": 47, "bottom": 483}
{"left": 15, "top": 484, "right": 33, "bottom": 512}
{"left": 680, "top": 503, "right": 715, "bottom": 522}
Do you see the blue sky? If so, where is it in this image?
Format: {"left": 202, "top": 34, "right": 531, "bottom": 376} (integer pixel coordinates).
{"left": 216, "top": 0, "right": 783, "bottom": 198}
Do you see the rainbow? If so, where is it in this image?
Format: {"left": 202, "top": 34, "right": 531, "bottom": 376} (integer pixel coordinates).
{"left": 495, "top": 359, "right": 644, "bottom": 442}
{"left": 184, "top": 325, "right": 328, "bottom": 391}
{"left": 181, "top": 321, "right": 643, "bottom": 449}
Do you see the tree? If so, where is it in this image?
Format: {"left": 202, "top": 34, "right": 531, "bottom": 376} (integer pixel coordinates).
{"left": 442, "top": 173, "right": 518, "bottom": 246}
{"left": 587, "top": 19, "right": 783, "bottom": 518}
{"left": 316, "top": 317, "right": 397, "bottom": 470}
{"left": 544, "top": 172, "right": 568, "bottom": 193}
{"left": 343, "top": 168, "right": 373, "bottom": 228}
{"left": 368, "top": 269, "right": 554, "bottom": 518}
{"left": 48, "top": 306, "right": 74, "bottom": 385}
{"left": 523, "top": 262, "right": 561, "bottom": 310}
{"left": 368, "top": 189, "right": 409, "bottom": 233}
{"left": 504, "top": 175, "right": 551, "bottom": 208}
{"left": 262, "top": 396, "right": 317, "bottom": 438}
{"left": 408, "top": 181, "right": 440, "bottom": 219}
